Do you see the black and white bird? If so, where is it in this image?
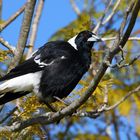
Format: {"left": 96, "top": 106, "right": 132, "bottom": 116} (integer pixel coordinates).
{"left": 0, "top": 30, "right": 102, "bottom": 109}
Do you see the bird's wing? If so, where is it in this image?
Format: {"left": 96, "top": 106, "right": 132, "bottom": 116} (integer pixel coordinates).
{"left": 0, "top": 41, "right": 75, "bottom": 82}
{"left": 39, "top": 51, "right": 85, "bottom": 100}
{"left": 0, "top": 41, "right": 78, "bottom": 105}
{"left": 0, "top": 56, "right": 42, "bottom": 82}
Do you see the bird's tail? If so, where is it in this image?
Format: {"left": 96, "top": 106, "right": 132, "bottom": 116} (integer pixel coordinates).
{"left": 0, "top": 82, "right": 29, "bottom": 105}
{"left": 0, "top": 91, "right": 29, "bottom": 105}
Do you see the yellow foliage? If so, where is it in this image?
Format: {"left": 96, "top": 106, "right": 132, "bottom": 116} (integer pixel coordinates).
{"left": 15, "top": 96, "right": 48, "bottom": 120}
{"left": 0, "top": 130, "right": 12, "bottom": 139}
{"left": 0, "top": 19, "right": 5, "bottom": 25}
{"left": 133, "top": 94, "right": 140, "bottom": 110}
{"left": 78, "top": 76, "right": 113, "bottom": 111}
{"left": 49, "top": 12, "right": 91, "bottom": 41}
{"left": 118, "top": 99, "right": 132, "bottom": 116}
{"left": 136, "top": 126, "right": 140, "bottom": 136}
{"left": 0, "top": 50, "right": 9, "bottom": 62}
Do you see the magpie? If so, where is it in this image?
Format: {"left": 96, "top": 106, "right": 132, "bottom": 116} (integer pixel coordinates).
{"left": 0, "top": 30, "right": 102, "bottom": 110}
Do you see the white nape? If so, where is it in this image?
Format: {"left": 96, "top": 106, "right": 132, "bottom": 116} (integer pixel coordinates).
{"left": 0, "top": 71, "right": 42, "bottom": 94}
{"left": 68, "top": 35, "right": 78, "bottom": 50}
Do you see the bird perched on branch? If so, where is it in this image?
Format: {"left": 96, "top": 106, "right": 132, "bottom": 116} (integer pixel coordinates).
{"left": 0, "top": 30, "right": 102, "bottom": 111}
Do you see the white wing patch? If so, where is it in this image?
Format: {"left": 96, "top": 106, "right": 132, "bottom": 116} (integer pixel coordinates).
{"left": 68, "top": 35, "right": 78, "bottom": 50}
{"left": 61, "top": 56, "right": 66, "bottom": 59}
{"left": 34, "top": 54, "right": 55, "bottom": 68}
{"left": 34, "top": 55, "right": 67, "bottom": 68}
{"left": 0, "top": 71, "right": 42, "bottom": 94}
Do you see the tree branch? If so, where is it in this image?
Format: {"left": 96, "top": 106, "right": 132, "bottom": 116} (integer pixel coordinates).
{"left": 119, "top": 0, "right": 140, "bottom": 47}
{"left": 0, "top": 37, "right": 15, "bottom": 54}
{"left": 8, "top": 0, "right": 36, "bottom": 70}
{"left": 93, "top": 0, "right": 113, "bottom": 33}
{"left": 0, "top": 107, "right": 18, "bottom": 124}
{"left": 102, "top": 0, "right": 121, "bottom": 25}
{"left": 1, "top": 0, "right": 140, "bottom": 132}
{"left": 73, "top": 84, "right": 140, "bottom": 119}
{"left": 1, "top": 84, "right": 140, "bottom": 132}
{"left": 26, "top": 0, "right": 44, "bottom": 58}
{"left": 0, "top": 4, "right": 26, "bottom": 31}
{"left": 70, "top": 0, "right": 81, "bottom": 16}
{"left": 107, "top": 53, "right": 140, "bottom": 68}
{"left": 105, "top": 85, "right": 140, "bottom": 111}
{"left": 102, "top": 36, "right": 140, "bottom": 41}
{"left": 119, "top": 0, "right": 135, "bottom": 37}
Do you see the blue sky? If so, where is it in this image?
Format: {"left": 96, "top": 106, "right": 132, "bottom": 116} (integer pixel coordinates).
{"left": 1, "top": 0, "right": 78, "bottom": 50}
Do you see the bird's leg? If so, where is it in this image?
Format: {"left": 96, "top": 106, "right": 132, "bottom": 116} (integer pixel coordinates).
{"left": 44, "top": 99, "right": 64, "bottom": 124}
{"left": 53, "top": 96, "right": 70, "bottom": 106}
{"left": 53, "top": 96, "right": 77, "bottom": 116}
{"left": 53, "top": 96, "right": 77, "bottom": 114}
{"left": 41, "top": 100, "right": 57, "bottom": 112}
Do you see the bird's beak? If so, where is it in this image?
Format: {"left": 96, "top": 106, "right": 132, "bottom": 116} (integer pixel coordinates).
{"left": 87, "top": 34, "right": 102, "bottom": 42}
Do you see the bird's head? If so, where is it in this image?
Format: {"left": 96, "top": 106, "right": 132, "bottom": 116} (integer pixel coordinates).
{"left": 68, "top": 30, "right": 102, "bottom": 51}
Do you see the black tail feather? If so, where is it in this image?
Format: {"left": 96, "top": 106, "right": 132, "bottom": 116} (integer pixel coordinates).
{"left": 0, "top": 72, "right": 21, "bottom": 82}
{"left": 0, "top": 91, "right": 29, "bottom": 105}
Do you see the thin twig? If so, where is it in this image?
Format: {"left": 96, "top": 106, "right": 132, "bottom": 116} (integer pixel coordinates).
{"left": 112, "top": 0, "right": 139, "bottom": 55}
{"left": 70, "top": 0, "right": 81, "bottom": 15}
{"left": 9, "top": 0, "right": 36, "bottom": 70}
{"left": 73, "top": 110, "right": 100, "bottom": 118}
{"left": 0, "top": 4, "right": 26, "bottom": 31}
{"left": 75, "top": 85, "right": 140, "bottom": 117}
{"left": 1, "top": 84, "right": 139, "bottom": 131}
{"left": 105, "top": 85, "right": 140, "bottom": 111}
{"left": 124, "top": 54, "right": 140, "bottom": 66}
{"left": 102, "top": 0, "right": 121, "bottom": 25}
{"left": 112, "top": 0, "right": 135, "bottom": 50}
{"left": 109, "top": 54, "right": 140, "bottom": 68}
{"left": 103, "top": 85, "right": 108, "bottom": 104}
{"left": 102, "top": 36, "right": 140, "bottom": 41}
{"left": 119, "top": 0, "right": 135, "bottom": 36}
{"left": 0, "top": 107, "right": 18, "bottom": 124}
{"left": 118, "top": 45, "right": 125, "bottom": 64}
{"left": 26, "top": 0, "right": 44, "bottom": 58}
{"left": 93, "top": 0, "right": 113, "bottom": 33}
{"left": 0, "top": 37, "right": 15, "bottom": 54}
